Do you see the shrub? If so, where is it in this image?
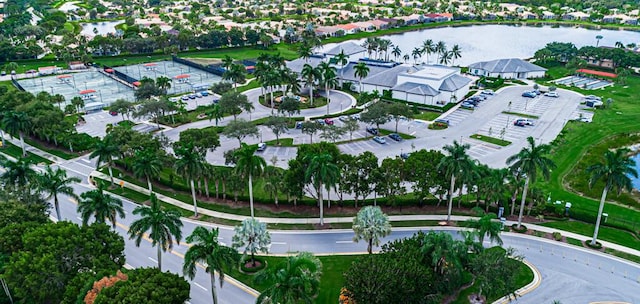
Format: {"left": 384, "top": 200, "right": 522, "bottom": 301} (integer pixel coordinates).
{"left": 211, "top": 82, "right": 233, "bottom": 95}
{"left": 585, "top": 241, "right": 603, "bottom": 250}
{"left": 240, "top": 257, "right": 266, "bottom": 273}
{"left": 511, "top": 224, "right": 527, "bottom": 233}
{"left": 552, "top": 232, "right": 562, "bottom": 241}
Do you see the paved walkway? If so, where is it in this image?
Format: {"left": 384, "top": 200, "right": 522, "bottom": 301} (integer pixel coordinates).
{"left": 90, "top": 171, "right": 640, "bottom": 258}
{"left": 1, "top": 135, "right": 65, "bottom": 163}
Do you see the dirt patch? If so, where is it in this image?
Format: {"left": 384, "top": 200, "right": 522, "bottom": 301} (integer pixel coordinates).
{"left": 182, "top": 57, "right": 222, "bottom": 66}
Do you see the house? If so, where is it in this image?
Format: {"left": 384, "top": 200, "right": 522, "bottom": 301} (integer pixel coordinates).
{"left": 542, "top": 11, "right": 556, "bottom": 20}
{"left": 391, "top": 65, "right": 471, "bottom": 105}
{"left": 352, "top": 21, "right": 376, "bottom": 31}
{"left": 369, "top": 19, "right": 389, "bottom": 30}
{"left": 396, "top": 14, "right": 422, "bottom": 25}
{"left": 315, "top": 26, "right": 343, "bottom": 38}
{"left": 335, "top": 24, "right": 360, "bottom": 34}
{"left": 323, "top": 42, "right": 367, "bottom": 58}
{"left": 563, "top": 11, "right": 590, "bottom": 21}
{"left": 468, "top": 58, "right": 547, "bottom": 79}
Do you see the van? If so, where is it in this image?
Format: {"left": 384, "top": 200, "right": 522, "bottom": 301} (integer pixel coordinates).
{"left": 257, "top": 143, "right": 267, "bottom": 151}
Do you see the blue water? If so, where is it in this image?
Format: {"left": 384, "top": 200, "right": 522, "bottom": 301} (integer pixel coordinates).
{"left": 631, "top": 153, "right": 640, "bottom": 190}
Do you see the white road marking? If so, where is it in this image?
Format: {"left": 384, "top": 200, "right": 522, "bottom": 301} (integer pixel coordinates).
{"left": 81, "top": 158, "right": 91, "bottom": 163}
{"left": 271, "top": 242, "right": 286, "bottom": 245}
{"left": 148, "top": 257, "right": 158, "bottom": 263}
{"left": 193, "top": 282, "right": 208, "bottom": 291}
{"left": 76, "top": 217, "right": 82, "bottom": 220}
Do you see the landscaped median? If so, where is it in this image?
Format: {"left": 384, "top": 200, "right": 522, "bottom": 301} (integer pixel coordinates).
{"left": 470, "top": 134, "right": 512, "bottom": 147}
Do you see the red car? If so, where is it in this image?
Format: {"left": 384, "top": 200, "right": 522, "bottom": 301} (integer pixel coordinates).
{"left": 324, "top": 118, "right": 334, "bottom": 125}
{"left": 109, "top": 111, "right": 118, "bottom": 116}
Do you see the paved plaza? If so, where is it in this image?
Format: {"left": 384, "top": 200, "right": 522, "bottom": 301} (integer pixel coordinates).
{"left": 18, "top": 71, "right": 135, "bottom": 108}
{"left": 113, "top": 61, "right": 222, "bottom": 95}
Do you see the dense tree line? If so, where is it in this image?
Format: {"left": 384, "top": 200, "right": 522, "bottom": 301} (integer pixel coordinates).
{"left": 534, "top": 41, "right": 640, "bottom": 70}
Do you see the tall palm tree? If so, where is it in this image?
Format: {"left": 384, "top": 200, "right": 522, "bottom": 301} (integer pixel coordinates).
{"left": 132, "top": 149, "right": 162, "bottom": 195}
{"left": 183, "top": 227, "right": 239, "bottom": 304}
{"left": 0, "top": 156, "right": 37, "bottom": 190}
{"left": 353, "top": 62, "right": 369, "bottom": 93}
{"left": 352, "top": 206, "right": 392, "bottom": 254}
{"left": 90, "top": 138, "right": 119, "bottom": 186}
{"left": 155, "top": 76, "right": 172, "bottom": 94}
{"left": 437, "top": 140, "right": 474, "bottom": 222}
{"left": 304, "top": 153, "right": 340, "bottom": 226}
{"left": 38, "top": 166, "right": 80, "bottom": 221}
{"left": 298, "top": 44, "right": 313, "bottom": 62}
{"left": 586, "top": 148, "right": 638, "bottom": 246}
{"left": 77, "top": 183, "right": 124, "bottom": 228}
{"left": 465, "top": 213, "right": 504, "bottom": 246}
{"left": 421, "top": 39, "right": 435, "bottom": 64}
{"left": 403, "top": 53, "right": 410, "bottom": 63}
{"left": 255, "top": 252, "right": 322, "bottom": 304}
{"left": 2, "top": 111, "right": 31, "bottom": 157}
{"left": 301, "top": 64, "right": 319, "bottom": 106}
{"left": 174, "top": 144, "right": 205, "bottom": 217}
{"left": 435, "top": 41, "right": 447, "bottom": 63}
{"left": 129, "top": 193, "right": 183, "bottom": 271}
{"left": 391, "top": 45, "right": 402, "bottom": 62}
{"left": 595, "top": 35, "right": 603, "bottom": 47}
{"left": 222, "top": 55, "right": 234, "bottom": 70}
{"left": 223, "top": 64, "right": 246, "bottom": 90}
{"left": 234, "top": 143, "right": 266, "bottom": 218}
{"left": 318, "top": 62, "right": 338, "bottom": 115}
{"left": 206, "top": 104, "right": 224, "bottom": 126}
{"left": 506, "top": 136, "right": 556, "bottom": 228}
{"left": 439, "top": 50, "right": 453, "bottom": 65}
{"left": 451, "top": 44, "right": 462, "bottom": 65}
{"left": 334, "top": 50, "right": 349, "bottom": 83}
{"left": 411, "top": 47, "right": 422, "bottom": 64}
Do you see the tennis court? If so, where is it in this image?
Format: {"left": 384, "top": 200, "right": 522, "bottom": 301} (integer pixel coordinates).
{"left": 18, "top": 71, "right": 135, "bottom": 109}
{"left": 113, "top": 61, "right": 222, "bottom": 95}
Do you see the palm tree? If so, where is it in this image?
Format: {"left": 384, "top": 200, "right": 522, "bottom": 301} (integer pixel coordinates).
{"left": 465, "top": 213, "right": 504, "bottom": 246}
{"left": 234, "top": 143, "right": 266, "bottom": 218}
{"left": 223, "top": 64, "right": 246, "bottom": 90}
{"left": 155, "top": 76, "right": 172, "bottom": 94}
{"left": 298, "top": 44, "right": 313, "bottom": 62}
{"left": 451, "top": 44, "right": 462, "bottom": 65}
{"left": 353, "top": 62, "right": 369, "bottom": 93}
{"left": 403, "top": 53, "right": 410, "bottom": 63}
{"left": 206, "top": 104, "right": 224, "bottom": 126}
{"left": 586, "top": 148, "right": 638, "bottom": 246}
{"left": 0, "top": 156, "right": 37, "bottom": 190}
{"left": 352, "top": 206, "right": 392, "bottom": 254}
{"left": 255, "top": 252, "right": 322, "bottom": 304}
{"left": 411, "top": 47, "right": 422, "bottom": 64}
{"left": 595, "top": 35, "right": 603, "bottom": 47}
{"left": 132, "top": 149, "right": 162, "bottom": 195}
{"left": 334, "top": 50, "right": 349, "bottom": 83}
{"left": 391, "top": 45, "right": 402, "bottom": 62}
{"left": 439, "top": 50, "right": 453, "bottom": 65}
{"left": 38, "top": 166, "right": 80, "bottom": 221}
{"left": 2, "top": 111, "right": 31, "bottom": 157}
{"left": 129, "top": 193, "right": 183, "bottom": 271}
{"left": 506, "top": 136, "right": 556, "bottom": 229}
{"left": 318, "top": 62, "right": 338, "bottom": 115}
{"left": 304, "top": 153, "right": 340, "bottom": 226}
{"left": 301, "top": 64, "right": 319, "bottom": 106}
{"left": 435, "top": 41, "right": 447, "bottom": 63}
{"left": 231, "top": 218, "right": 271, "bottom": 267}
{"left": 222, "top": 55, "right": 234, "bottom": 70}
{"left": 438, "top": 141, "right": 474, "bottom": 222}
{"left": 174, "top": 144, "right": 204, "bottom": 217}
{"left": 183, "top": 227, "right": 239, "bottom": 304}
{"left": 90, "top": 138, "right": 119, "bottom": 186}
{"left": 421, "top": 39, "right": 435, "bottom": 64}
{"left": 77, "top": 183, "right": 125, "bottom": 228}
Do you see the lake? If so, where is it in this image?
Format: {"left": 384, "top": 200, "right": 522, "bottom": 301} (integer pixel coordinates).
{"left": 632, "top": 153, "right": 640, "bottom": 190}
{"left": 322, "top": 24, "right": 640, "bottom": 66}
{"left": 80, "top": 20, "right": 124, "bottom": 37}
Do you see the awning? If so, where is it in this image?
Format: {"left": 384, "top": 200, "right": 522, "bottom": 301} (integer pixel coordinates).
{"left": 576, "top": 69, "right": 617, "bottom": 78}
{"left": 132, "top": 81, "right": 141, "bottom": 87}
{"left": 105, "top": 68, "right": 114, "bottom": 73}
{"left": 57, "top": 75, "right": 72, "bottom": 79}
{"left": 143, "top": 63, "right": 157, "bottom": 67}
{"left": 79, "top": 89, "right": 96, "bottom": 95}
{"left": 174, "top": 74, "right": 190, "bottom": 79}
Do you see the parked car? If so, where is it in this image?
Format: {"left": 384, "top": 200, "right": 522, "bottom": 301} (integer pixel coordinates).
{"left": 468, "top": 96, "right": 482, "bottom": 102}
{"left": 400, "top": 152, "right": 410, "bottom": 160}
{"left": 212, "top": 99, "right": 220, "bottom": 104}
{"left": 181, "top": 95, "right": 189, "bottom": 101}
{"left": 350, "top": 114, "right": 360, "bottom": 120}
{"left": 481, "top": 89, "right": 495, "bottom": 95}
{"left": 295, "top": 121, "right": 303, "bottom": 129}
{"left": 109, "top": 111, "right": 118, "bottom": 116}
{"left": 169, "top": 97, "right": 179, "bottom": 102}
{"left": 188, "top": 94, "right": 196, "bottom": 99}
{"left": 324, "top": 118, "right": 334, "bottom": 125}
{"left": 388, "top": 133, "right": 402, "bottom": 141}
{"left": 544, "top": 92, "right": 559, "bottom": 98}
{"left": 461, "top": 102, "right": 475, "bottom": 108}
{"left": 338, "top": 116, "right": 348, "bottom": 122}
{"left": 514, "top": 120, "right": 527, "bottom": 127}
{"left": 257, "top": 143, "right": 267, "bottom": 151}
{"left": 584, "top": 95, "right": 601, "bottom": 100}
{"left": 366, "top": 127, "right": 378, "bottom": 135}
{"left": 586, "top": 100, "right": 603, "bottom": 108}
{"left": 574, "top": 116, "right": 592, "bottom": 123}
{"left": 201, "top": 91, "right": 209, "bottom": 96}
{"left": 195, "top": 93, "right": 203, "bottom": 98}
{"left": 316, "top": 119, "right": 325, "bottom": 125}
{"left": 514, "top": 118, "right": 534, "bottom": 126}
{"left": 373, "top": 136, "right": 386, "bottom": 144}
{"left": 522, "top": 91, "right": 537, "bottom": 98}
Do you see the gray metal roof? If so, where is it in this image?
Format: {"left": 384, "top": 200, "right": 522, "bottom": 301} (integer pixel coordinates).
{"left": 439, "top": 74, "right": 472, "bottom": 92}
{"left": 324, "top": 42, "right": 367, "bottom": 56}
{"left": 286, "top": 56, "right": 325, "bottom": 74}
{"left": 362, "top": 64, "right": 420, "bottom": 88}
{"left": 338, "top": 62, "right": 390, "bottom": 82}
{"left": 468, "top": 58, "right": 546, "bottom": 74}
{"left": 392, "top": 82, "right": 440, "bottom": 96}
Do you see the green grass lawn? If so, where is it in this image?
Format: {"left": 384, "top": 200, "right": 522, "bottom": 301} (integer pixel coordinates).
{"left": 378, "top": 128, "right": 417, "bottom": 139}
{"left": 264, "top": 138, "right": 294, "bottom": 147}
{"left": 23, "top": 138, "right": 78, "bottom": 160}
{"left": 501, "top": 111, "right": 540, "bottom": 119}
{"left": 470, "top": 134, "right": 511, "bottom": 147}
{"left": 540, "top": 221, "right": 640, "bottom": 251}
{"left": 229, "top": 254, "right": 359, "bottom": 304}
{"left": 0, "top": 142, "right": 52, "bottom": 165}
{"left": 414, "top": 110, "right": 441, "bottom": 121}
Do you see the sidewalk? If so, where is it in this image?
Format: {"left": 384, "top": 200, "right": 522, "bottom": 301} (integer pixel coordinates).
{"left": 90, "top": 171, "right": 640, "bottom": 258}
{"left": 1, "top": 134, "right": 63, "bottom": 163}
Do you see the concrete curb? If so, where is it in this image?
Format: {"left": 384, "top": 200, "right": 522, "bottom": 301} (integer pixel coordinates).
{"left": 492, "top": 259, "right": 542, "bottom": 304}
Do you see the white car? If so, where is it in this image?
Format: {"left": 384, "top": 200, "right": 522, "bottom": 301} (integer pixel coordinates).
{"left": 481, "top": 89, "right": 495, "bottom": 95}
{"left": 544, "top": 92, "right": 559, "bottom": 98}
{"left": 257, "top": 143, "right": 267, "bottom": 151}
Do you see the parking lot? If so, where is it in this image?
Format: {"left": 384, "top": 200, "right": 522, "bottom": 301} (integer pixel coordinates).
{"left": 113, "top": 61, "right": 222, "bottom": 95}
{"left": 18, "top": 71, "right": 135, "bottom": 108}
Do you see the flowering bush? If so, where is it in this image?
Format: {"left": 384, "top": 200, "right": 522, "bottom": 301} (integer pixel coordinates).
{"left": 339, "top": 287, "right": 356, "bottom": 304}
{"left": 84, "top": 270, "right": 128, "bottom": 304}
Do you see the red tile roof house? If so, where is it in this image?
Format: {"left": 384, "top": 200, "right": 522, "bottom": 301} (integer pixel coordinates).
{"left": 369, "top": 19, "right": 389, "bottom": 29}
{"left": 336, "top": 24, "right": 360, "bottom": 34}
